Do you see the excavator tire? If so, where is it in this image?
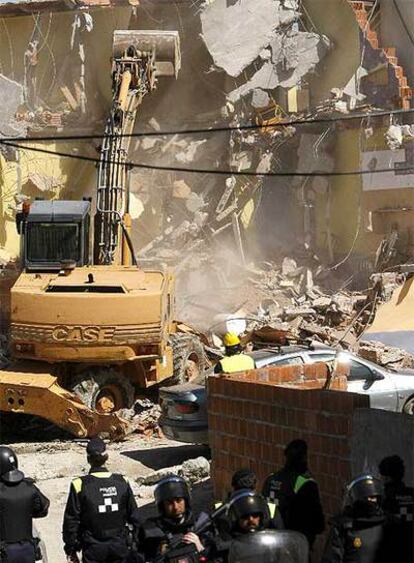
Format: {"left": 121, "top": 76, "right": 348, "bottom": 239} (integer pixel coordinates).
{"left": 170, "top": 333, "right": 207, "bottom": 384}
{"left": 70, "top": 368, "right": 135, "bottom": 414}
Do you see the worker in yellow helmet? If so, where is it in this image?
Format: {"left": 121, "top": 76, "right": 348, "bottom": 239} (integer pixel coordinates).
{"left": 214, "top": 332, "right": 255, "bottom": 374}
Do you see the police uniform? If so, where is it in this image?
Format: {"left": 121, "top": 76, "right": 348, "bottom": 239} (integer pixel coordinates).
{"left": 138, "top": 475, "right": 211, "bottom": 563}
{"left": 380, "top": 481, "right": 413, "bottom": 563}
{"left": 62, "top": 439, "right": 140, "bottom": 563}
{"left": 321, "top": 513, "right": 386, "bottom": 563}
{"left": 322, "top": 474, "right": 389, "bottom": 563}
{"left": 0, "top": 447, "right": 49, "bottom": 563}
{"left": 262, "top": 467, "right": 324, "bottom": 547}
{"left": 138, "top": 512, "right": 207, "bottom": 563}
{"left": 213, "top": 492, "right": 284, "bottom": 540}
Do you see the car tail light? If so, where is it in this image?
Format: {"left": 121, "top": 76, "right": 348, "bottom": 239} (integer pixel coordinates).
{"left": 175, "top": 402, "right": 199, "bottom": 414}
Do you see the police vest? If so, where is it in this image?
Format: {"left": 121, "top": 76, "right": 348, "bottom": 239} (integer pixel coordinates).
{"left": 0, "top": 479, "right": 37, "bottom": 543}
{"left": 339, "top": 516, "right": 385, "bottom": 563}
{"left": 265, "top": 472, "right": 315, "bottom": 515}
{"left": 219, "top": 354, "right": 255, "bottom": 374}
{"left": 71, "top": 471, "right": 130, "bottom": 541}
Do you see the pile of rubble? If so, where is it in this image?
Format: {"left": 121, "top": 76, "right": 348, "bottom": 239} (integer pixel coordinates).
{"left": 204, "top": 256, "right": 414, "bottom": 370}
{"left": 134, "top": 456, "right": 210, "bottom": 499}
{"left": 212, "top": 256, "right": 369, "bottom": 348}
{"left": 358, "top": 340, "right": 414, "bottom": 370}
{"left": 119, "top": 399, "right": 163, "bottom": 438}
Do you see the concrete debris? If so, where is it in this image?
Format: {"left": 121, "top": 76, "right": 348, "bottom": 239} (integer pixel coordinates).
{"left": 0, "top": 74, "right": 27, "bottom": 137}
{"left": 135, "top": 456, "right": 210, "bottom": 487}
{"left": 358, "top": 340, "right": 414, "bottom": 370}
{"left": 385, "top": 124, "right": 414, "bottom": 150}
{"left": 175, "top": 140, "right": 207, "bottom": 164}
{"left": 135, "top": 465, "right": 181, "bottom": 487}
{"left": 186, "top": 192, "right": 206, "bottom": 213}
{"left": 180, "top": 456, "right": 211, "bottom": 484}
{"left": 148, "top": 117, "right": 161, "bottom": 132}
{"left": 119, "top": 399, "right": 162, "bottom": 437}
{"left": 200, "top": 0, "right": 284, "bottom": 78}
{"left": 251, "top": 89, "right": 271, "bottom": 109}
{"left": 228, "top": 32, "right": 330, "bottom": 103}
{"left": 140, "top": 137, "right": 158, "bottom": 151}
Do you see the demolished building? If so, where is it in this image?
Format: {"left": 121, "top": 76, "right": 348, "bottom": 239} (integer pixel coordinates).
{"left": 0, "top": 0, "right": 413, "bottom": 334}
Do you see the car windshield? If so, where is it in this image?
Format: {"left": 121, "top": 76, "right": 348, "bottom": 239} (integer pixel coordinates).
{"left": 27, "top": 223, "right": 80, "bottom": 263}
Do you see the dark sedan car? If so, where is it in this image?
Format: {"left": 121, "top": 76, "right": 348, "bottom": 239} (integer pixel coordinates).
{"left": 159, "top": 346, "right": 414, "bottom": 444}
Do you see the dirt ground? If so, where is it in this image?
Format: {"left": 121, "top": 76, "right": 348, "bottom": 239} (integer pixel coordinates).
{"left": 10, "top": 435, "right": 212, "bottom": 563}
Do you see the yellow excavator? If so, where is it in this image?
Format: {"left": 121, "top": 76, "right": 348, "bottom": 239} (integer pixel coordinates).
{"left": 0, "top": 30, "right": 206, "bottom": 440}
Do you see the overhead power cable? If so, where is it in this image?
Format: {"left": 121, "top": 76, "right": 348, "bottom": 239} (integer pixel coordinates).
{"left": 1, "top": 139, "right": 412, "bottom": 178}
{"left": 0, "top": 108, "right": 413, "bottom": 144}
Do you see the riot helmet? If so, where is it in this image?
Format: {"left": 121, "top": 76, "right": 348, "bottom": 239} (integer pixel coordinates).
{"left": 344, "top": 475, "right": 383, "bottom": 516}
{"left": 0, "top": 445, "right": 24, "bottom": 484}
{"left": 154, "top": 475, "right": 191, "bottom": 515}
{"left": 228, "top": 530, "right": 309, "bottom": 563}
{"left": 228, "top": 491, "right": 269, "bottom": 532}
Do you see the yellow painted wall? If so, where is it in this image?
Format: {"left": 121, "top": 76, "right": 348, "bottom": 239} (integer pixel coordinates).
{"left": 0, "top": 6, "right": 131, "bottom": 259}
{"left": 314, "top": 127, "right": 363, "bottom": 256}
{"left": 0, "top": 144, "right": 96, "bottom": 256}
{"left": 302, "top": 0, "right": 361, "bottom": 105}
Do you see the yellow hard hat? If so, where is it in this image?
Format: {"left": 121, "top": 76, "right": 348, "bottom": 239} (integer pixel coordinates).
{"left": 223, "top": 332, "right": 241, "bottom": 347}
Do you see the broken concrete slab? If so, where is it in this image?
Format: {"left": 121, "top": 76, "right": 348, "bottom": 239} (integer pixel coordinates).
{"left": 200, "top": 0, "right": 284, "bottom": 77}
{"left": 252, "top": 89, "right": 271, "bottom": 109}
{"left": 0, "top": 74, "right": 27, "bottom": 137}
{"left": 228, "top": 31, "right": 330, "bottom": 103}
{"left": 175, "top": 140, "right": 207, "bottom": 164}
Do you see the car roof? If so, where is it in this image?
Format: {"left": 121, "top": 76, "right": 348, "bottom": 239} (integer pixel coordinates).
{"left": 249, "top": 345, "right": 333, "bottom": 361}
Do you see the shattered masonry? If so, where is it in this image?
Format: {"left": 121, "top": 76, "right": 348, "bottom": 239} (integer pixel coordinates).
{"left": 0, "top": 0, "right": 413, "bottom": 333}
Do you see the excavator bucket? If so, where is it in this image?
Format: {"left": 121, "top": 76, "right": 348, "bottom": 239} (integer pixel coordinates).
{"left": 0, "top": 364, "right": 129, "bottom": 440}
{"left": 113, "top": 30, "right": 181, "bottom": 77}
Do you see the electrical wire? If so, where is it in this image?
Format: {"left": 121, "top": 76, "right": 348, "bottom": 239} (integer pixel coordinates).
{"left": 1, "top": 108, "right": 413, "bottom": 144}
{"left": 1, "top": 138, "right": 413, "bottom": 178}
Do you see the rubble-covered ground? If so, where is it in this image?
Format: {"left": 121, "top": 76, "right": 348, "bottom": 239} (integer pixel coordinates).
{"left": 7, "top": 434, "right": 211, "bottom": 562}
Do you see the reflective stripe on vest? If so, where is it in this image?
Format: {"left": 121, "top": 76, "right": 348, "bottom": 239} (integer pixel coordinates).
{"left": 72, "top": 478, "right": 82, "bottom": 494}
{"left": 219, "top": 354, "right": 255, "bottom": 374}
{"left": 267, "top": 502, "right": 276, "bottom": 518}
{"left": 71, "top": 472, "right": 113, "bottom": 494}
{"left": 294, "top": 475, "right": 314, "bottom": 494}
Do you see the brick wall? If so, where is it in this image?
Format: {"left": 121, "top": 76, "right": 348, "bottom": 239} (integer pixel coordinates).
{"left": 208, "top": 364, "right": 369, "bottom": 523}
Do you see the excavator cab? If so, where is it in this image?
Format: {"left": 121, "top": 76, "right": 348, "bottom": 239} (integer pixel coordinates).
{"left": 17, "top": 200, "right": 91, "bottom": 271}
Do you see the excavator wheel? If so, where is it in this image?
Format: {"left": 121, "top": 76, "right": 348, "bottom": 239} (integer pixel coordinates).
{"left": 70, "top": 368, "right": 135, "bottom": 414}
{"left": 170, "top": 334, "right": 207, "bottom": 384}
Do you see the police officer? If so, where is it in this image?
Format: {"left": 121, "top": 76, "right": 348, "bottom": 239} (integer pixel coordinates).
{"left": 214, "top": 468, "right": 283, "bottom": 536}
{"left": 0, "top": 445, "right": 49, "bottom": 563}
{"left": 262, "top": 439, "right": 324, "bottom": 550}
{"left": 321, "top": 474, "right": 386, "bottom": 563}
{"left": 138, "top": 475, "right": 207, "bottom": 562}
{"left": 210, "top": 491, "right": 273, "bottom": 562}
{"left": 214, "top": 333, "right": 255, "bottom": 374}
{"left": 62, "top": 437, "right": 140, "bottom": 563}
{"left": 378, "top": 455, "right": 413, "bottom": 563}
